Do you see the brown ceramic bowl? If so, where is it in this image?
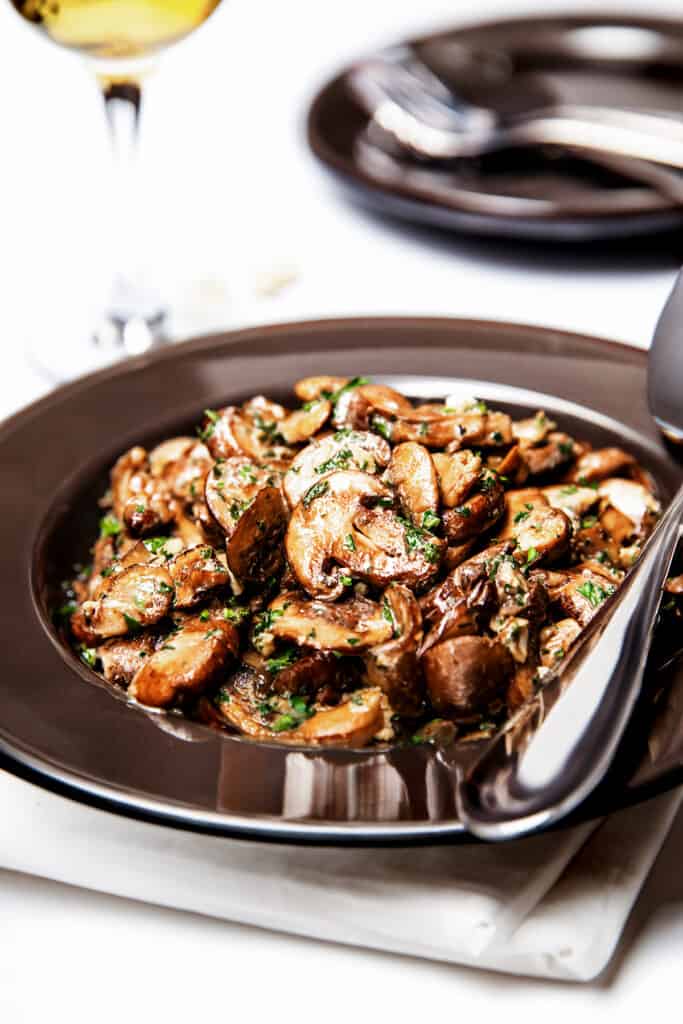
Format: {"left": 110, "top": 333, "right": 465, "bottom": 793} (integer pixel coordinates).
{"left": 1, "top": 317, "right": 682, "bottom": 845}
{"left": 308, "top": 13, "right": 683, "bottom": 241}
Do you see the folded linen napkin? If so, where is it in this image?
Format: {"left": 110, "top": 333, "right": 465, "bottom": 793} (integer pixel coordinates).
{"left": 0, "top": 769, "right": 678, "bottom": 982}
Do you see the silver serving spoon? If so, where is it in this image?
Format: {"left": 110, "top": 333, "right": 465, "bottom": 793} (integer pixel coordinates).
{"left": 455, "top": 271, "right": 683, "bottom": 841}
{"left": 348, "top": 51, "right": 683, "bottom": 203}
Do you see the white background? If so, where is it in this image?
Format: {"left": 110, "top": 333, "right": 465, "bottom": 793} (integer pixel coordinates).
{"left": 1, "top": 0, "right": 683, "bottom": 1019}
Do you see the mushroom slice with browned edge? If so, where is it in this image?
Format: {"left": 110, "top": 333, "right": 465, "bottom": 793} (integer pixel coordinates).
{"left": 278, "top": 400, "right": 331, "bottom": 444}
{"left": 568, "top": 447, "right": 636, "bottom": 484}
{"left": 205, "top": 455, "right": 287, "bottom": 535}
{"left": 294, "top": 376, "right": 350, "bottom": 402}
{"left": 295, "top": 690, "right": 386, "bottom": 747}
{"left": 286, "top": 470, "right": 443, "bottom": 599}
{"left": 364, "top": 584, "right": 424, "bottom": 715}
{"left": 539, "top": 618, "right": 582, "bottom": 668}
{"left": 542, "top": 483, "right": 600, "bottom": 518}
{"left": 71, "top": 564, "right": 174, "bottom": 644}
{"left": 512, "top": 505, "right": 571, "bottom": 565}
{"left": 283, "top": 429, "right": 390, "bottom": 508}
{"left": 520, "top": 432, "right": 576, "bottom": 477}
{"left": 553, "top": 569, "right": 617, "bottom": 627}
{"left": 98, "top": 632, "right": 158, "bottom": 688}
{"left": 258, "top": 591, "right": 393, "bottom": 654}
{"left": 226, "top": 486, "right": 288, "bottom": 584}
{"left": 512, "top": 411, "right": 556, "bottom": 444}
{"left": 201, "top": 404, "right": 293, "bottom": 463}
{"left": 423, "top": 635, "right": 514, "bottom": 716}
{"left": 432, "top": 450, "right": 481, "bottom": 508}
{"left": 598, "top": 478, "right": 661, "bottom": 539}
{"left": 167, "top": 544, "right": 230, "bottom": 608}
{"left": 388, "top": 442, "right": 440, "bottom": 528}
{"left": 442, "top": 471, "right": 505, "bottom": 544}
{"left": 130, "top": 615, "right": 239, "bottom": 708}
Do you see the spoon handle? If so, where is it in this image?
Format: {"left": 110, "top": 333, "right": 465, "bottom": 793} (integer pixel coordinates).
{"left": 456, "top": 482, "right": 683, "bottom": 841}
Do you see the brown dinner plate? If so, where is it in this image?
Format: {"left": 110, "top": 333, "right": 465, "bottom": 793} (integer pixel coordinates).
{"left": 1, "top": 317, "right": 682, "bottom": 845}
{"left": 308, "top": 13, "right": 683, "bottom": 241}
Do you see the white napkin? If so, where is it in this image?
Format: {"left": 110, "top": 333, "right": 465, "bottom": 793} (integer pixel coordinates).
{"left": 0, "top": 769, "right": 678, "bottom": 982}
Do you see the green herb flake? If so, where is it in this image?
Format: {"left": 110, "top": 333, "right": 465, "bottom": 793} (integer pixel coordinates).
{"left": 577, "top": 580, "right": 615, "bottom": 608}
{"left": 347, "top": 637, "right": 360, "bottom": 646}
{"left": 526, "top": 547, "right": 538, "bottom": 564}
{"left": 343, "top": 532, "right": 356, "bottom": 551}
{"left": 340, "top": 575, "right": 353, "bottom": 587}
{"left": 371, "top": 414, "right": 393, "bottom": 441}
{"left": 79, "top": 645, "right": 97, "bottom": 669}
{"left": 302, "top": 480, "right": 330, "bottom": 508}
{"left": 421, "top": 509, "right": 441, "bottom": 532}
{"left": 123, "top": 613, "right": 142, "bottom": 633}
{"left": 266, "top": 647, "right": 298, "bottom": 674}
{"left": 581, "top": 515, "right": 598, "bottom": 529}
{"left": 271, "top": 714, "right": 298, "bottom": 733}
{"left": 199, "top": 609, "right": 210, "bottom": 622}
{"left": 514, "top": 509, "right": 530, "bottom": 523}
{"left": 99, "top": 515, "right": 121, "bottom": 538}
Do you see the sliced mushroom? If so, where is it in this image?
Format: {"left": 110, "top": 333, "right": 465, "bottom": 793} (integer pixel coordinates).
{"left": 226, "top": 486, "right": 288, "bottom": 584}
{"left": 486, "top": 443, "right": 528, "bottom": 486}
{"left": 294, "top": 376, "right": 349, "bottom": 402}
{"left": 543, "top": 483, "right": 600, "bottom": 517}
{"left": 442, "top": 472, "right": 505, "bottom": 544}
{"left": 388, "top": 442, "right": 439, "bottom": 527}
{"left": 497, "top": 487, "right": 548, "bottom": 538}
{"left": 512, "top": 411, "right": 556, "bottom": 444}
{"left": 148, "top": 437, "right": 197, "bottom": 478}
{"left": 110, "top": 446, "right": 176, "bottom": 537}
{"left": 364, "top": 584, "right": 424, "bottom": 715}
{"left": 432, "top": 450, "right": 481, "bottom": 508}
{"left": 512, "top": 506, "right": 571, "bottom": 564}
{"left": 423, "top": 635, "right": 514, "bottom": 715}
{"left": 268, "top": 650, "right": 355, "bottom": 701}
{"left": 110, "top": 446, "right": 148, "bottom": 520}
{"left": 665, "top": 575, "right": 683, "bottom": 595}
{"left": 261, "top": 591, "right": 393, "bottom": 652}
{"left": 569, "top": 447, "right": 636, "bottom": 484}
{"left": 205, "top": 455, "right": 287, "bottom": 536}
{"left": 130, "top": 616, "right": 239, "bottom": 709}
{"left": 167, "top": 544, "right": 230, "bottom": 608}
{"left": 598, "top": 478, "right": 661, "bottom": 539}
{"left": 392, "top": 410, "right": 512, "bottom": 450}
{"left": 98, "top": 632, "right": 158, "bottom": 687}
{"left": 521, "top": 432, "right": 576, "bottom": 477}
{"left": 277, "top": 400, "right": 331, "bottom": 444}
{"left": 539, "top": 618, "right": 582, "bottom": 668}
{"left": 553, "top": 569, "right": 617, "bottom": 627}
{"left": 202, "top": 405, "right": 292, "bottom": 463}
{"left": 490, "top": 615, "right": 529, "bottom": 664}
{"left": 72, "top": 564, "right": 174, "bottom": 643}
{"left": 283, "top": 429, "right": 390, "bottom": 508}
{"left": 295, "top": 690, "right": 386, "bottom": 747}
{"left": 285, "top": 471, "right": 442, "bottom": 599}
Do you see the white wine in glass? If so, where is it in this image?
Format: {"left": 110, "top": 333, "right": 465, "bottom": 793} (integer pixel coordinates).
{"left": 9, "top": 0, "right": 223, "bottom": 377}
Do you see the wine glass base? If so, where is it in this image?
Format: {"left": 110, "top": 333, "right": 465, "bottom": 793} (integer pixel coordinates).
{"left": 26, "top": 311, "right": 168, "bottom": 384}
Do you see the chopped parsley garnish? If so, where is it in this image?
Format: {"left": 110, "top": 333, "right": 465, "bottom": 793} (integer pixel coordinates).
{"left": 343, "top": 533, "right": 356, "bottom": 551}
{"left": 123, "top": 613, "right": 142, "bottom": 633}
{"left": 382, "top": 596, "right": 401, "bottom": 638}
{"left": 158, "top": 581, "right": 174, "bottom": 594}
{"left": 526, "top": 547, "right": 539, "bottom": 564}
{"left": 347, "top": 637, "right": 360, "bottom": 646}
{"left": 204, "top": 409, "right": 219, "bottom": 423}
{"left": 492, "top": 431, "right": 503, "bottom": 443}
{"left": 578, "top": 476, "right": 599, "bottom": 490}
{"left": 199, "top": 609, "right": 210, "bottom": 622}
{"left": 581, "top": 515, "right": 598, "bottom": 529}
{"left": 514, "top": 509, "right": 530, "bottom": 523}
{"left": 266, "top": 647, "right": 298, "bottom": 674}
{"left": 99, "top": 515, "right": 121, "bottom": 538}
{"left": 135, "top": 503, "right": 146, "bottom": 514}
{"left": 559, "top": 441, "right": 574, "bottom": 457}
{"left": 315, "top": 448, "right": 353, "bottom": 475}
{"left": 397, "top": 517, "right": 440, "bottom": 564}
{"left": 54, "top": 600, "right": 77, "bottom": 622}
{"left": 204, "top": 628, "right": 222, "bottom": 640}
{"left": 216, "top": 686, "right": 232, "bottom": 705}
{"left": 371, "top": 414, "right": 393, "bottom": 441}
{"left": 238, "top": 464, "right": 258, "bottom": 484}
{"left": 454, "top": 504, "right": 471, "bottom": 517}
{"left": 340, "top": 575, "right": 353, "bottom": 587}
{"left": 302, "top": 480, "right": 330, "bottom": 508}
{"left": 419, "top": 422, "right": 429, "bottom": 437}
{"left": 271, "top": 714, "right": 298, "bottom": 733}
{"left": 421, "top": 509, "right": 441, "bottom": 532}
{"left": 290, "top": 695, "right": 313, "bottom": 718}
{"left": 79, "top": 645, "right": 97, "bottom": 669}
{"left": 143, "top": 536, "right": 170, "bottom": 555}
{"left": 577, "top": 580, "right": 615, "bottom": 607}
{"left": 324, "top": 376, "right": 370, "bottom": 408}
{"left": 560, "top": 485, "right": 579, "bottom": 496}
{"left": 223, "top": 604, "right": 249, "bottom": 624}
{"left": 479, "top": 471, "right": 498, "bottom": 493}
{"left": 254, "top": 607, "right": 285, "bottom": 636}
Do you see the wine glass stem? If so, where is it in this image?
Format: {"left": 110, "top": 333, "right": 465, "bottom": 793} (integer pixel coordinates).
{"left": 95, "top": 77, "right": 167, "bottom": 355}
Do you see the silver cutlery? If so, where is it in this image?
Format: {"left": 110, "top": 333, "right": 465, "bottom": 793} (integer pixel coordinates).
{"left": 349, "top": 51, "right": 683, "bottom": 204}
{"left": 455, "top": 271, "right": 683, "bottom": 840}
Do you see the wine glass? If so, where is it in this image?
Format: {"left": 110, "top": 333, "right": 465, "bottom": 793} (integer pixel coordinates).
{"left": 8, "top": 0, "right": 223, "bottom": 379}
